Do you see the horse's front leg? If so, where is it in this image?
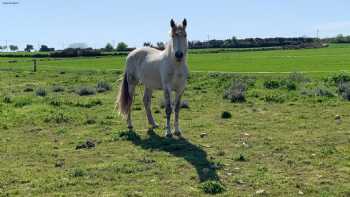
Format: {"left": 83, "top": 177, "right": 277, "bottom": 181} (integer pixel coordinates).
{"left": 174, "top": 90, "right": 184, "bottom": 136}
{"left": 163, "top": 86, "right": 172, "bottom": 137}
{"left": 143, "top": 87, "right": 158, "bottom": 129}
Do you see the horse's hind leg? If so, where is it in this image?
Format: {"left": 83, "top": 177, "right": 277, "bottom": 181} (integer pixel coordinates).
{"left": 143, "top": 87, "right": 159, "bottom": 129}
{"left": 127, "top": 81, "right": 136, "bottom": 130}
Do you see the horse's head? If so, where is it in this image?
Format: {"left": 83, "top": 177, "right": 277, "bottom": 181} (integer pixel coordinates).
{"left": 170, "top": 18, "right": 188, "bottom": 62}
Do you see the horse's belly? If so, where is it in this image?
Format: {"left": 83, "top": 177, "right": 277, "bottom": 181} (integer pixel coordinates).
{"left": 140, "top": 67, "right": 162, "bottom": 89}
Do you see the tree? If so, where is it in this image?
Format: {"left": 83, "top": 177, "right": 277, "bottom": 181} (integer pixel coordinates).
{"left": 116, "top": 42, "right": 128, "bottom": 51}
{"left": 104, "top": 43, "right": 114, "bottom": 52}
{"left": 39, "top": 45, "right": 49, "bottom": 52}
{"left": 156, "top": 42, "right": 165, "bottom": 50}
{"left": 9, "top": 45, "right": 18, "bottom": 51}
{"left": 24, "top": 44, "right": 34, "bottom": 52}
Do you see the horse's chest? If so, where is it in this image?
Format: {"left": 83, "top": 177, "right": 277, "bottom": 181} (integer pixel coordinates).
{"left": 168, "top": 70, "right": 186, "bottom": 89}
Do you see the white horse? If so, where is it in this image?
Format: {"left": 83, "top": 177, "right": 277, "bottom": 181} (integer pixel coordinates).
{"left": 116, "top": 19, "right": 189, "bottom": 137}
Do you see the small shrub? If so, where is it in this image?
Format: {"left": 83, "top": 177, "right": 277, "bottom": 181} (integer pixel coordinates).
{"left": 221, "top": 111, "right": 232, "bottom": 119}
{"left": 338, "top": 82, "right": 350, "bottom": 101}
{"left": 96, "top": 81, "right": 112, "bottom": 93}
{"left": 263, "top": 80, "right": 280, "bottom": 89}
{"left": 76, "top": 86, "right": 96, "bottom": 96}
{"left": 52, "top": 85, "right": 65, "bottom": 92}
{"left": 71, "top": 168, "right": 86, "bottom": 177}
{"left": 36, "top": 88, "right": 47, "bottom": 97}
{"left": 201, "top": 181, "right": 225, "bottom": 194}
{"left": 328, "top": 72, "right": 350, "bottom": 85}
{"left": 3, "top": 95, "right": 12, "bottom": 103}
{"left": 285, "top": 81, "right": 297, "bottom": 91}
{"left": 223, "top": 80, "right": 247, "bottom": 103}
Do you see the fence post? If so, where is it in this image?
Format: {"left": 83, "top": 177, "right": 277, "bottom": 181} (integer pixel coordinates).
{"left": 33, "top": 59, "right": 37, "bottom": 72}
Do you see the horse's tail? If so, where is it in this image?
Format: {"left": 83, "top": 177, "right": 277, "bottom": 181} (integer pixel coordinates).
{"left": 116, "top": 72, "right": 132, "bottom": 117}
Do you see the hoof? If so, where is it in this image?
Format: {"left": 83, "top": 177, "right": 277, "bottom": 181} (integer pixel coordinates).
{"left": 165, "top": 133, "right": 173, "bottom": 138}
{"left": 127, "top": 126, "right": 133, "bottom": 131}
{"left": 174, "top": 131, "right": 182, "bottom": 137}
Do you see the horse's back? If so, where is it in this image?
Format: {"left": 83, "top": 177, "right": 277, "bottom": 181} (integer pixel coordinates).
{"left": 125, "top": 47, "right": 164, "bottom": 89}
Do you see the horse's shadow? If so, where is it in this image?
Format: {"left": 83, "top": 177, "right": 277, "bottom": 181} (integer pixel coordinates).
{"left": 123, "top": 129, "right": 219, "bottom": 182}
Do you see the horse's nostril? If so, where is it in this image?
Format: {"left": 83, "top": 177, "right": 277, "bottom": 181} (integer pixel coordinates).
{"left": 175, "top": 51, "right": 184, "bottom": 59}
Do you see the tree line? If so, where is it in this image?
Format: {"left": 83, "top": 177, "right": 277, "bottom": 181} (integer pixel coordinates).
{"left": 1, "top": 34, "right": 349, "bottom": 54}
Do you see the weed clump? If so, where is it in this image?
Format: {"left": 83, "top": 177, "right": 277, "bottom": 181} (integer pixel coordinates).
{"left": 221, "top": 111, "right": 232, "bottom": 119}
{"left": 24, "top": 84, "right": 34, "bottom": 92}
{"left": 263, "top": 79, "right": 280, "bottom": 89}
{"left": 3, "top": 95, "right": 12, "bottom": 103}
{"left": 235, "top": 153, "right": 247, "bottom": 162}
{"left": 201, "top": 181, "right": 225, "bottom": 194}
{"left": 96, "top": 81, "right": 112, "bottom": 93}
{"left": 36, "top": 88, "right": 47, "bottom": 97}
{"left": 52, "top": 85, "right": 65, "bottom": 92}
{"left": 76, "top": 86, "right": 96, "bottom": 96}
{"left": 223, "top": 80, "right": 247, "bottom": 103}
{"left": 75, "top": 99, "right": 102, "bottom": 108}
{"left": 338, "top": 82, "right": 350, "bottom": 101}
{"left": 71, "top": 168, "right": 86, "bottom": 177}
{"left": 285, "top": 81, "right": 297, "bottom": 91}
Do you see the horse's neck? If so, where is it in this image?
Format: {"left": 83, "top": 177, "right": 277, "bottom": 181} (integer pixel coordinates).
{"left": 164, "top": 41, "right": 173, "bottom": 57}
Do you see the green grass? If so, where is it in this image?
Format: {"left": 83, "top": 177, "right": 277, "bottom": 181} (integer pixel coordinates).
{"left": 1, "top": 69, "right": 350, "bottom": 196}
{"left": 1, "top": 44, "right": 350, "bottom": 73}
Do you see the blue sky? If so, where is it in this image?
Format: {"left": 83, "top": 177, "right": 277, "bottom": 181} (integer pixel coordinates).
{"left": 1, "top": 0, "right": 350, "bottom": 50}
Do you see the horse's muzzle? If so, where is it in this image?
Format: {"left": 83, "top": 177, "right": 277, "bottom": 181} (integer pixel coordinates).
{"left": 175, "top": 51, "right": 184, "bottom": 61}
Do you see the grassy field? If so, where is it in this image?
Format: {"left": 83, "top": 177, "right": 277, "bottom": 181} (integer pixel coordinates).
{"left": 1, "top": 45, "right": 350, "bottom": 196}
{"left": 1, "top": 44, "right": 350, "bottom": 73}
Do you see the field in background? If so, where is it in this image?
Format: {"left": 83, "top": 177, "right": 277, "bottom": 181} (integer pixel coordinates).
{"left": 1, "top": 44, "right": 350, "bottom": 196}
{"left": 1, "top": 44, "right": 350, "bottom": 73}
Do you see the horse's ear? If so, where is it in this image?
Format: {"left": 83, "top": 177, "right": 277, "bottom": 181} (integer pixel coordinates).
{"left": 183, "top": 18, "right": 187, "bottom": 29}
{"left": 170, "top": 19, "right": 176, "bottom": 29}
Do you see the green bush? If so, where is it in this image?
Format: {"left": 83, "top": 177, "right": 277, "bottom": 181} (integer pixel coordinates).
{"left": 263, "top": 80, "right": 280, "bottom": 89}
{"left": 285, "top": 81, "right": 297, "bottom": 91}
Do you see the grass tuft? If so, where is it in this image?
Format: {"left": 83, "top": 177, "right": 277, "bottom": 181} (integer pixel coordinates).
{"left": 201, "top": 181, "right": 225, "bottom": 194}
